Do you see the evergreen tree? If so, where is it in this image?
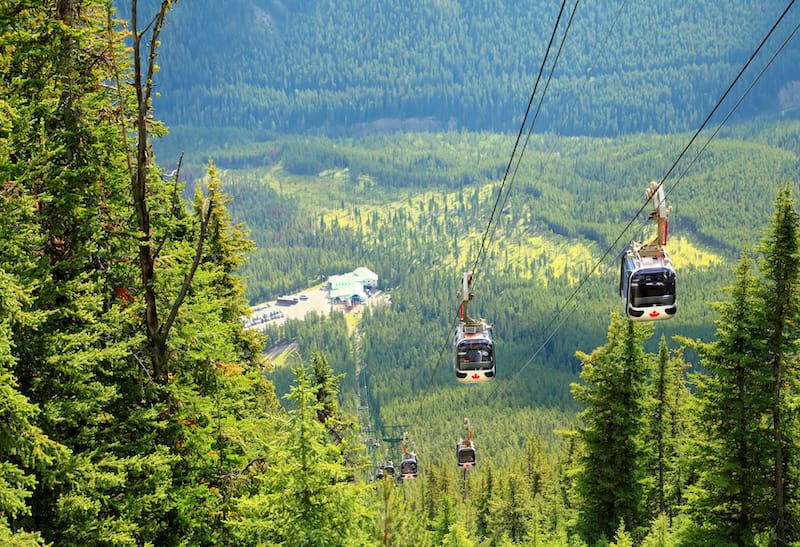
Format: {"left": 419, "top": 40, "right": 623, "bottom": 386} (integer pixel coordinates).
{"left": 0, "top": 272, "right": 56, "bottom": 544}
{"left": 141, "top": 161, "right": 281, "bottom": 543}
{"left": 522, "top": 435, "right": 549, "bottom": 498}
{"left": 0, "top": 46, "right": 60, "bottom": 540}
{"left": 1, "top": 3, "right": 286, "bottom": 544}
{"left": 370, "top": 472, "right": 427, "bottom": 546}
{"left": 308, "top": 348, "right": 366, "bottom": 471}
{"left": 432, "top": 493, "right": 457, "bottom": 545}
{"left": 640, "top": 513, "right": 677, "bottom": 547}
{"left": 0, "top": 1, "right": 167, "bottom": 542}
{"left": 756, "top": 182, "right": 800, "bottom": 545}
{"left": 611, "top": 520, "right": 634, "bottom": 547}
{"left": 230, "top": 365, "right": 370, "bottom": 545}
{"left": 473, "top": 459, "right": 494, "bottom": 539}
{"left": 677, "top": 252, "right": 773, "bottom": 545}
{"left": 644, "top": 337, "right": 690, "bottom": 523}
{"left": 441, "top": 521, "right": 475, "bottom": 547}
{"left": 571, "top": 313, "right": 653, "bottom": 543}
{"left": 487, "top": 471, "right": 533, "bottom": 543}
{"left": 310, "top": 349, "right": 348, "bottom": 442}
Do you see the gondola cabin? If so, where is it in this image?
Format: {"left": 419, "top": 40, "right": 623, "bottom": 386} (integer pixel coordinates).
{"left": 457, "top": 441, "right": 476, "bottom": 468}
{"left": 382, "top": 461, "right": 395, "bottom": 477}
{"left": 620, "top": 250, "right": 676, "bottom": 321}
{"left": 454, "top": 322, "right": 495, "bottom": 383}
{"left": 400, "top": 453, "right": 418, "bottom": 479}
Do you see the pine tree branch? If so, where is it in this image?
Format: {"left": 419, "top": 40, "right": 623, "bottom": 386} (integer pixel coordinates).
{"left": 106, "top": 5, "right": 133, "bottom": 178}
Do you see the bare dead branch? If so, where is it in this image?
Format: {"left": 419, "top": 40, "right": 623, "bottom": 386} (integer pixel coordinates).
{"left": 153, "top": 152, "right": 184, "bottom": 261}
{"left": 143, "top": 2, "right": 170, "bottom": 113}
{"left": 160, "top": 188, "right": 215, "bottom": 342}
{"left": 130, "top": 0, "right": 177, "bottom": 384}
{"left": 133, "top": 350, "right": 154, "bottom": 383}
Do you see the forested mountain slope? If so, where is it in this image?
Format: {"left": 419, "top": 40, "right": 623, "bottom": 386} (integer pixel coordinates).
{"left": 141, "top": 0, "right": 800, "bottom": 152}
{"left": 3, "top": 2, "right": 800, "bottom": 543}
{"left": 130, "top": 0, "right": 800, "bottom": 494}
{"left": 225, "top": 122, "right": 800, "bottom": 459}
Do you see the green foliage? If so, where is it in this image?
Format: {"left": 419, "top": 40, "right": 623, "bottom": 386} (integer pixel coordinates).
{"left": 611, "top": 521, "right": 634, "bottom": 547}
{"left": 0, "top": 525, "right": 46, "bottom": 547}
{"left": 487, "top": 472, "right": 534, "bottom": 543}
{"left": 678, "top": 253, "right": 774, "bottom": 545}
{"left": 0, "top": 120, "right": 60, "bottom": 539}
{"left": 3, "top": 1, "right": 800, "bottom": 545}
{"left": 674, "top": 185, "right": 800, "bottom": 545}
{"left": 0, "top": 3, "right": 310, "bottom": 545}
{"left": 756, "top": 182, "right": 800, "bottom": 544}
{"left": 433, "top": 493, "right": 458, "bottom": 545}
{"left": 642, "top": 338, "right": 691, "bottom": 522}
{"left": 371, "top": 473, "right": 428, "bottom": 546}
{"left": 442, "top": 521, "right": 475, "bottom": 547}
{"left": 640, "top": 514, "right": 674, "bottom": 547}
{"left": 229, "top": 365, "right": 371, "bottom": 546}
{"left": 571, "top": 315, "right": 654, "bottom": 543}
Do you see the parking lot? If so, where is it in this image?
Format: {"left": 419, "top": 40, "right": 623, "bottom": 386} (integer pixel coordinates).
{"left": 243, "top": 285, "right": 388, "bottom": 330}
{"left": 244, "top": 285, "right": 330, "bottom": 329}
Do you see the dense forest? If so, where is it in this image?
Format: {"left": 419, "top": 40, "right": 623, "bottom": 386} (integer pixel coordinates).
{"left": 142, "top": 0, "right": 800, "bottom": 159}
{"left": 1, "top": 0, "right": 800, "bottom": 545}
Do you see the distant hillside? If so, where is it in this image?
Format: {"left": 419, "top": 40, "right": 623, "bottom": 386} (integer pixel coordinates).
{"left": 228, "top": 122, "right": 799, "bottom": 449}
{"left": 218, "top": 121, "right": 799, "bottom": 356}
{"left": 130, "top": 0, "right": 800, "bottom": 150}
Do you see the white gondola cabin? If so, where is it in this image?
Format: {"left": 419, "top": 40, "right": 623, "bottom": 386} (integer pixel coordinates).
{"left": 458, "top": 418, "right": 476, "bottom": 468}
{"left": 454, "top": 272, "right": 496, "bottom": 383}
{"left": 620, "top": 250, "right": 676, "bottom": 321}
{"left": 457, "top": 440, "right": 476, "bottom": 468}
{"left": 400, "top": 453, "right": 418, "bottom": 479}
{"left": 620, "top": 181, "right": 677, "bottom": 321}
{"left": 454, "top": 322, "right": 495, "bottom": 383}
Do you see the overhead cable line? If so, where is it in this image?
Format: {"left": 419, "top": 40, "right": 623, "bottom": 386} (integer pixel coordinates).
{"left": 408, "top": 0, "right": 576, "bottom": 424}
{"left": 482, "top": 0, "right": 581, "bottom": 280}
{"left": 474, "top": 1, "right": 627, "bottom": 405}
{"left": 469, "top": 0, "right": 573, "bottom": 287}
{"left": 486, "top": 0, "right": 799, "bottom": 406}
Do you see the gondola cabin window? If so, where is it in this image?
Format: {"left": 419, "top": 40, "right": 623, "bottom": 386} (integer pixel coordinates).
{"left": 630, "top": 268, "right": 676, "bottom": 307}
